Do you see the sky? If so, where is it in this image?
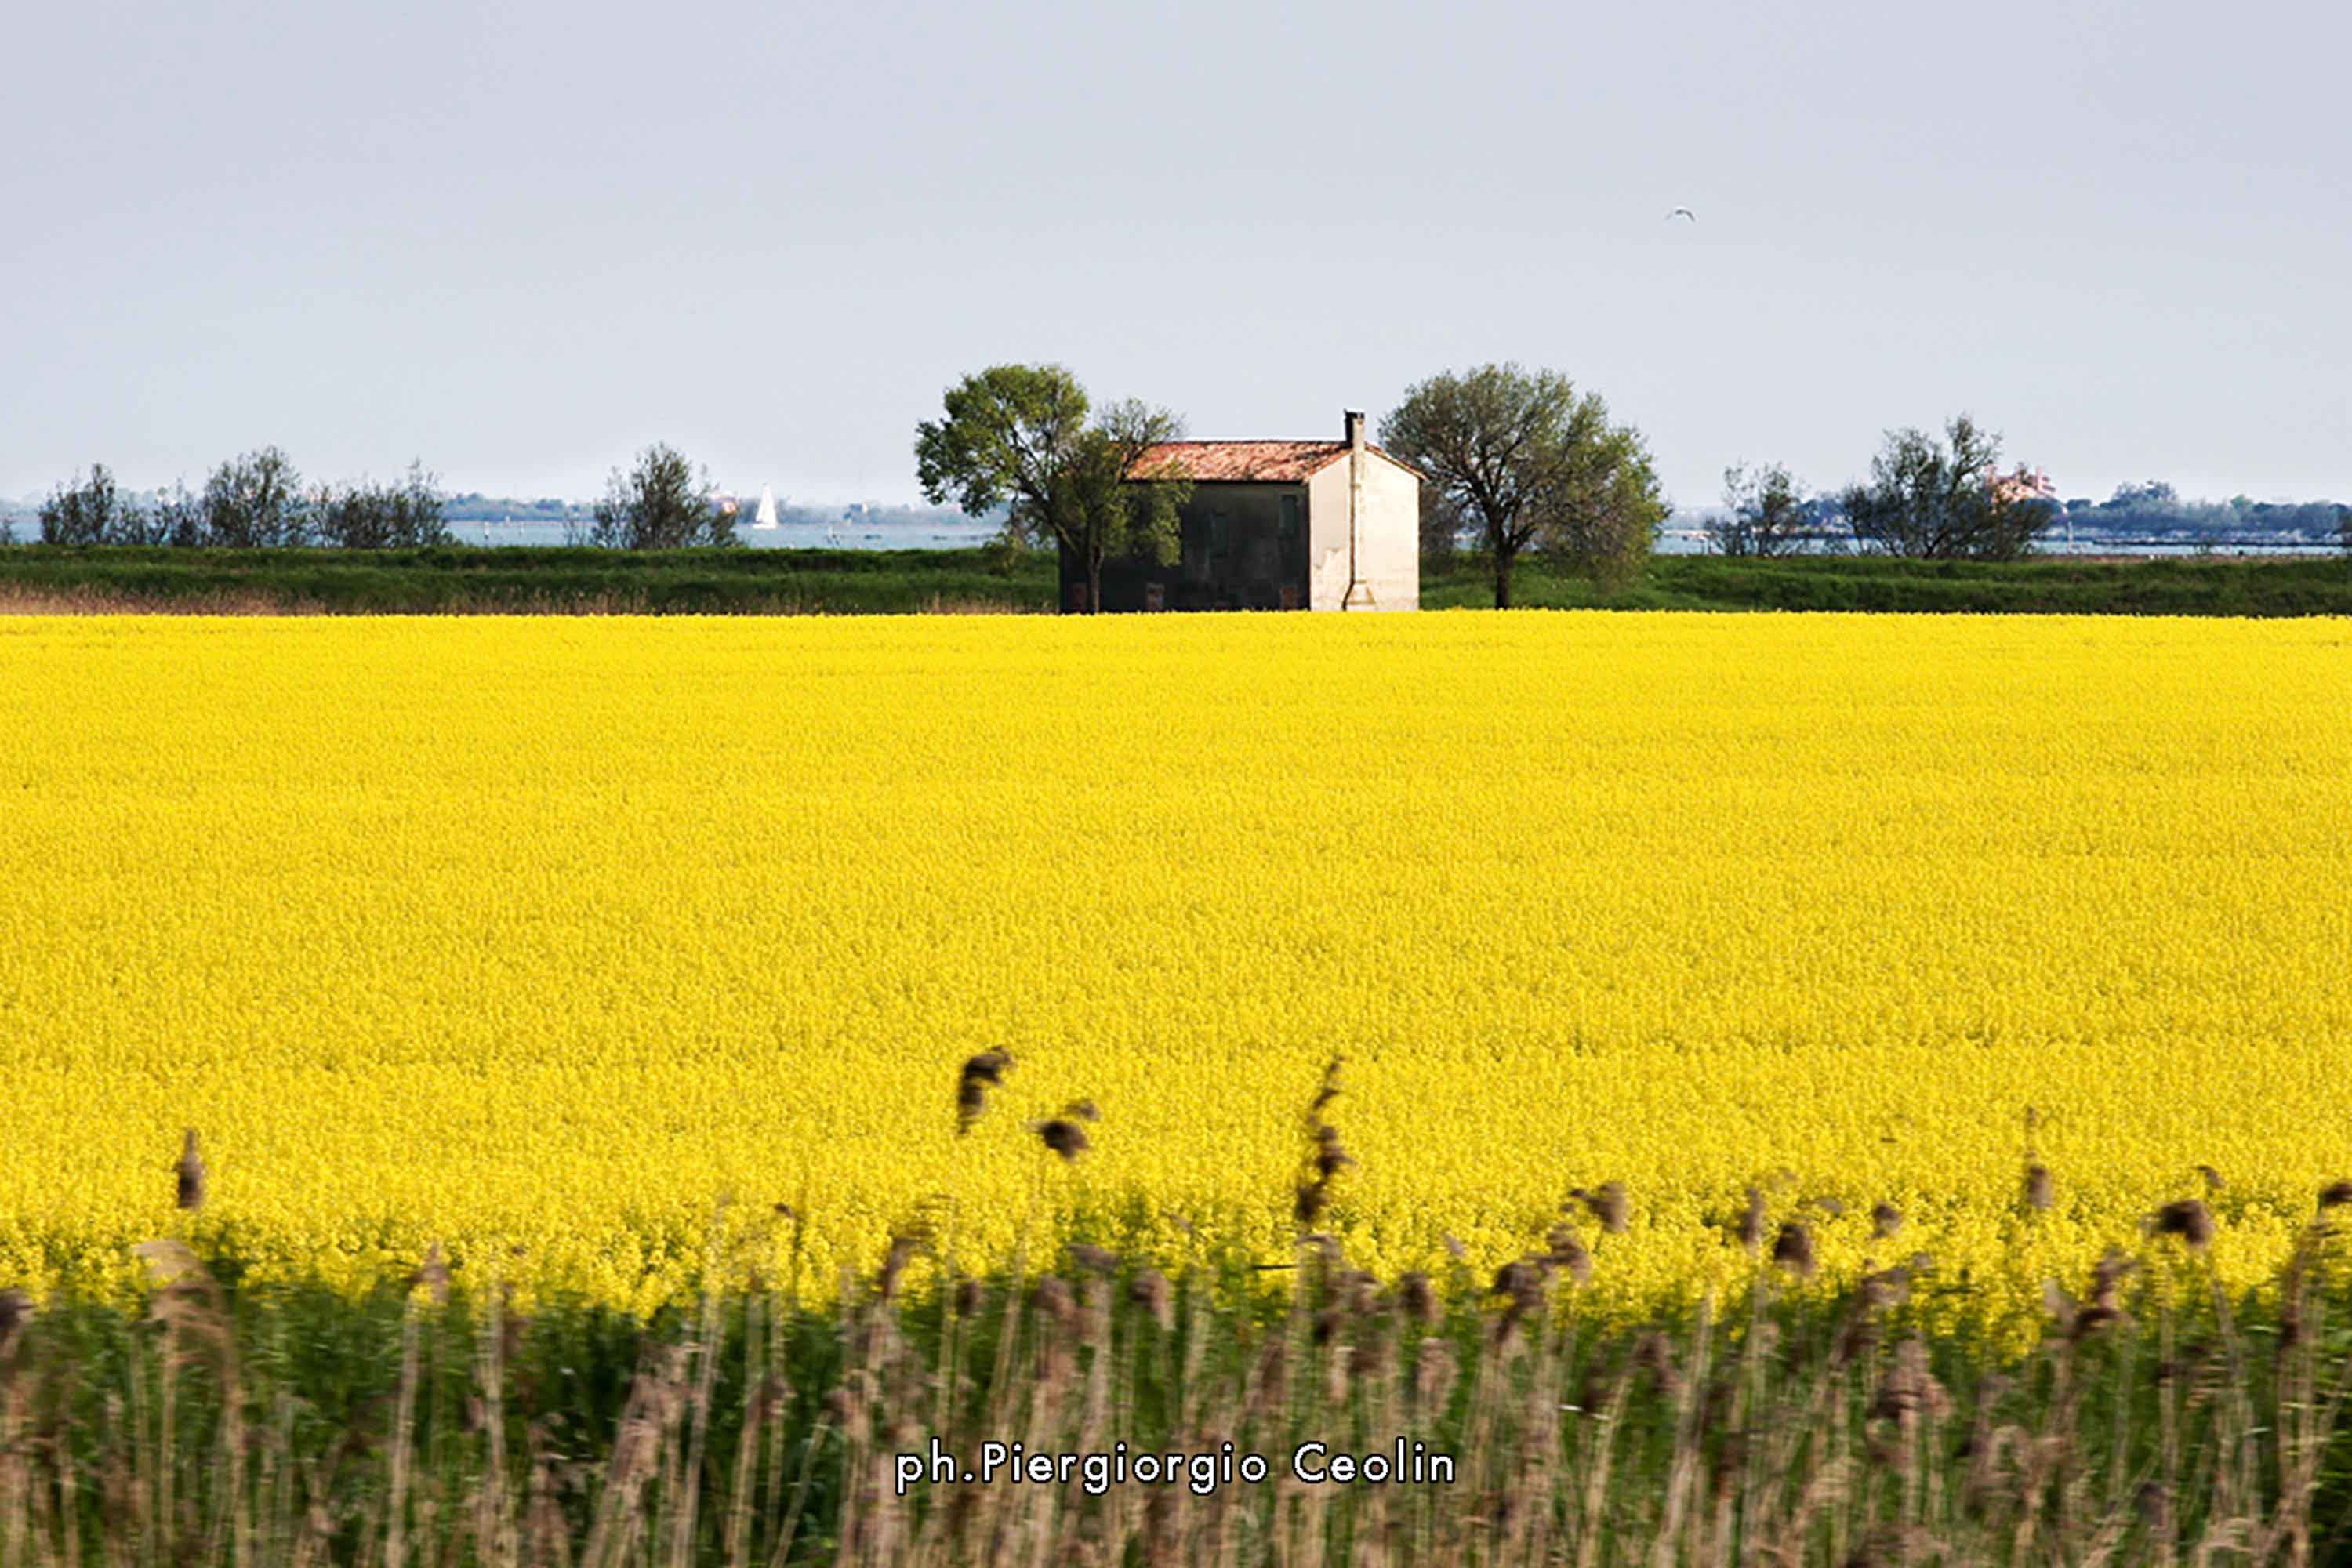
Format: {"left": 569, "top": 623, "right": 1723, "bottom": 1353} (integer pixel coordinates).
{"left": 5, "top": 0, "right": 2348, "bottom": 509}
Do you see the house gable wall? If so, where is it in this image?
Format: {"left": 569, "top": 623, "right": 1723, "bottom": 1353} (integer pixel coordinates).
{"left": 1305, "top": 449, "right": 1421, "bottom": 612}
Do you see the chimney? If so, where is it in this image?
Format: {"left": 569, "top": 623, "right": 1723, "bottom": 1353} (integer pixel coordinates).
{"left": 1345, "top": 409, "right": 1366, "bottom": 452}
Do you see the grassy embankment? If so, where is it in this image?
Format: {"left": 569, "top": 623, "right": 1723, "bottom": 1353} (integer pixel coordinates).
{"left": 2, "top": 543, "right": 2350, "bottom": 614}
{"left": 0, "top": 546, "right": 1044, "bottom": 615}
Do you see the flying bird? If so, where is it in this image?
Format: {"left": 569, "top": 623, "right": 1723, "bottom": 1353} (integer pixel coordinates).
{"left": 1666, "top": 207, "right": 1697, "bottom": 223}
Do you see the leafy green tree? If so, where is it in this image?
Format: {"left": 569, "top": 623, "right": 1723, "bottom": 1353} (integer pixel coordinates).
{"left": 590, "top": 444, "right": 736, "bottom": 549}
{"left": 1552, "top": 425, "right": 1670, "bottom": 592}
{"left": 201, "top": 448, "right": 313, "bottom": 548}
{"left": 1713, "top": 462, "right": 1811, "bottom": 557}
{"left": 1380, "top": 364, "right": 1667, "bottom": 607}
{"left": 1842, "top": 416, "right": 2047, "bottom": 559}
{"left": 318, "top": 462, "right": 452, "bottom": 549}
{"left": 39, "top": 464, "right": 151, "bottom": 545}
{"left": 914, "top": 365, "right": 1189, "bottom": 614}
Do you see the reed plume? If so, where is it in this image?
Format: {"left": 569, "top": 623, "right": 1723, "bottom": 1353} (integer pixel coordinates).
{"left": 953, "top": 1051, "right": 1011, "bottom": 1134}
{"left": 174, "top": 1128, "right": 207, "bottom": 1211}
{"left": 1570, "top": 1181, "right": 1630, "bottom": 1235}
{"left": 1771, "top": 1221, "right": 1817, "bottom": 1281}
{"left": 1036, "top": 1119, "right": 1089, "bottom": 1160}
{"left": 2148, "top": 1198, "right": 2215, "bottom": 1251}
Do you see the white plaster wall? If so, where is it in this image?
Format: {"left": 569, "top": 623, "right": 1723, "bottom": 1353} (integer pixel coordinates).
{"left": 1305, "top": 462, "right": 1349, "bottom": 610}
{"left": 1306, "top": 452, "right": 1420, "bottom": 611}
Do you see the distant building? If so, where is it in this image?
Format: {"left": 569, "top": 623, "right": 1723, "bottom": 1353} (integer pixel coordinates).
{"left": 1988, "top": 465, "right": 2059, "bottom": 507}
{"left": 1063, "top": 411, "right": 1420, "bottom": 612}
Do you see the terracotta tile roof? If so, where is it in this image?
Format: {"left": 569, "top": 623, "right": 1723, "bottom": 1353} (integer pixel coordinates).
{"left": 1127, "top": 440, "right": 1352, "bottom": 483}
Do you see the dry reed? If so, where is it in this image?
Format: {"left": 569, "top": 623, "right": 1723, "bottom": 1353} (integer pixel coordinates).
{"left": 1, "top": 1151, "right": 2349, "bottom": 1566}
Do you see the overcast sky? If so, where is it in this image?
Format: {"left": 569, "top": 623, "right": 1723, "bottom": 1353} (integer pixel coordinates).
{"left": 5, "top": 0, "right": 2347, "bottom": 507}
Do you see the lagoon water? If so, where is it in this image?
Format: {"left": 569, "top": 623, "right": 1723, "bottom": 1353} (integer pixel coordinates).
{"left": 452, "top": 521, "right": 2339, "bottom": 557}
{"left": 437, "top": 517, "right": 2339, "bottom": 558}
{"left": 454, "top": 517, "right": 1003, "bottom": 550}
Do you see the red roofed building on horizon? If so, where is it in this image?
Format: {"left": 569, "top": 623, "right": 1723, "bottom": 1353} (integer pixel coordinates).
{"left": 1988, "top": 464, "right": 2059, "bottom": 507}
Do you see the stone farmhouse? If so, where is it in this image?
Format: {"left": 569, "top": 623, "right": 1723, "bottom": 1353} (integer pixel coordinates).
{"left": 1059, "top": 411, "right": 1420, "bottom": 612}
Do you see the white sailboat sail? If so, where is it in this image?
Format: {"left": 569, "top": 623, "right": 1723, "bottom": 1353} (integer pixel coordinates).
{"left": 753, "top": 485, "right": 780, "bottom": 529}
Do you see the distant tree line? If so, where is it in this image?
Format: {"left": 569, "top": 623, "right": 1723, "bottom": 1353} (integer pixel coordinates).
{"left": 35, "top": 452, "right": 452, "bottom": 549}
{"left": 2060, "top": 481, "right": 2349, "bottom": 543}
{"left": 445, "top": 494, "right": 582, "bottom": 522}
{"left": 1708, "top": 417, "right": 2047, "bottom": 561}
{"left": 19, "top": 420, "right": 2345, "bottom": 579}
{"left": 1708, "top": 422, "right": 2350, "bottom": 561}
{"left": 25, "top": 441, "right": 748, "bottom": 551}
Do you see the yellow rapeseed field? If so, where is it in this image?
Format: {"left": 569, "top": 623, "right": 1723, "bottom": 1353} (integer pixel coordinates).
{"left": 2, "top": 612, "right": 2347, "bottom": 1330}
